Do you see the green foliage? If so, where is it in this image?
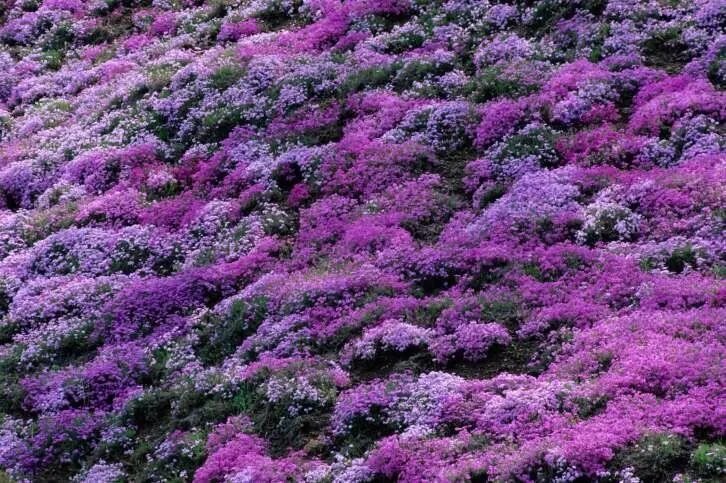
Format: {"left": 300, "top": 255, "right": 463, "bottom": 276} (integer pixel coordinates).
{"left": 0, "top": 322, "right": 16, "bottom": 345}
{"left": 613, "top": 433, "right": 691, "bottom": 482}
{"left": 151, "top": 245, "right": 184, "bottom": 276}
{"left": 145, "top": 347, "right": 172, "bottom": 382}
{"left": 581, "top": 206, "right": 638, "bottom": 245}
{"left": 109, "top": 241, "right": 152, "bottom": 274}
{"left": 336, "top": 407, "right": 396, "bottom": 458}
{"left": 194, "top": 296, "right": 269, "bottom": 365}
{"left": 664, "top": 245, "right": 698, "bottom": 273}
{"left": 38, "top": 22, "right": 75, "bottom": 70}
{"left": 21, "top": 0, "right": 40, "bottom": 12}
{"left": 707, "top": 47, "right": 725, "bottom": 90}
{"left": 382, "top": 28, "right": 426, "bottom": 54}
{"left": 292, "top": 119, "right": 344, "bottom": 147}
{"left": 690, "top": 442, "right": 726, "bottom": 478}
{"left": 145, "top": 111, "right": 175, "bottom": 143}
{"left": 587, "top": 23, "right": 611, "bottom": 62}
{"left": 522, "top": 0, "right": 606, "bottom": 35}
{"left": 401, "top": 192, "right": 462, "bottom": 243}
{"left": 118, "top": 0, "right": 154, "bottom": 8}
{"left": 145, "top": 64, "right": 179, "bottom": 92}
{"left": 404, "top": 298, "right": 452, "bottom": 328}
{"left": 341, "top": 64, "right": 399, "bottom": 94}
{"left": 119, "top": 381, "right": 249, "bottom": 481}
{"left": 503, "top": 126, "right": 558, "bottom": 166}
{"left": 522, "top": 261, "right": 547, "bottom": 281}
{"left": 145, "top": 179, "right": 181, "bottom": 202}
{"left": 52, "top": 324, "right": 98, "bottom": 368}
{"left": 123, "top": 390, "right": 174, "bottom": 429}
{"left": 0, "top": 279, "right": 13, "bottom": 323}
{"left": 465, "top": 67, "right": 538, "bottom": 102}
{"left": 392, "top": 60, "right": 448, "bottom": 92}
{"left": 572, "top": 395, "right": 609, "bottom": 419}
{"left": 201, "top": 106, "right": 244, "bottom": 142}
{"left": 478, "top": 183, "right": 507, "bottom": 207}
{"left": 0, "top": 347, "right": 24, "bottom": 416}
{"left": 205, "top": 0, "right": 229, "bottom": 20}
{"left": 83, "top": 26, "right": 114, "bottom": 45}
{"left": 453, "top": 337, "right": 543, "bottom": 378}
{"left": 209, "top": 64, "right": 247, "bottom": 91}
{"left": 642, "top": 26, "right": 691, "bottom": 72}
{"left": 231, "top": 373, "right": 337, "bottom": 457}
{"left": 129, "top": 428, "right": 209, "bottom": 482}
{"left": 479, "top": 297, "right": 523, "bottom": 330}
{"left": 41, "top": 49, "right": 66, "bottom": 71}
{"left": 175, "top": 391, "right": 237, "bottom": 430}
{"left": 43, "top": 23, "right": 75, "bottom": 51}
{"left": 255, "top": 0, "right": 304, "bottom": 29}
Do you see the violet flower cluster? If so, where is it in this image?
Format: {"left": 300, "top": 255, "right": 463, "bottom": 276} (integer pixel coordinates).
{"left": 0, "top": 0, "right": 724, "bottom": 482}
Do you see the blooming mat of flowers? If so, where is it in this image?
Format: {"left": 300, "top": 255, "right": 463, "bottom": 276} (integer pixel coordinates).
{"left": 0, "top": 0, "right": 724, "bottom": 482}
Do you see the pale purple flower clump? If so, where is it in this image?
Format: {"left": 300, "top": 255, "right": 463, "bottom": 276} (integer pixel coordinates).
{"left": 73, "top": 461, "right": 125, "bottom": 483}
{"left": 432, "top": 321, "right": 511, "bottom": 362}
{"left": 343, "top": 320, "right": 432, "bottom": 364}
{"left": 472, "top": 168, "right": 581, "bottom": 235}
{"left": 475, "top": 33, "right": 535, "bottom": 68}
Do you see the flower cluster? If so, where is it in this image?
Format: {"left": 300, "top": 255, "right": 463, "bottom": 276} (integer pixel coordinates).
{"left": 0, "top": 0, "right": 723, "bottom": 481}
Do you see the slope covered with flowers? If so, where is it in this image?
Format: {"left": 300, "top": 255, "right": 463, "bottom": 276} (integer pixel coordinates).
{"left": 0, "top": 0, "right": 724, "bottom": 481}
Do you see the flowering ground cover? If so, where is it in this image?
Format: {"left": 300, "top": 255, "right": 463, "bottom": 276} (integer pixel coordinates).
{"left": 0, "top": 0, "right": 724, "bottom": 481}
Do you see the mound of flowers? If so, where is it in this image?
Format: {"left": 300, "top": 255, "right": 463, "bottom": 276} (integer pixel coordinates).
{"left": 0, "top": 0, "right": 724, "bottom": 481}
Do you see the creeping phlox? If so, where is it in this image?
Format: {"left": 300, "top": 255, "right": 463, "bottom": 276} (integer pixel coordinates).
{"left": 0, "top": 0, "right": 723, "bottom": 481}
